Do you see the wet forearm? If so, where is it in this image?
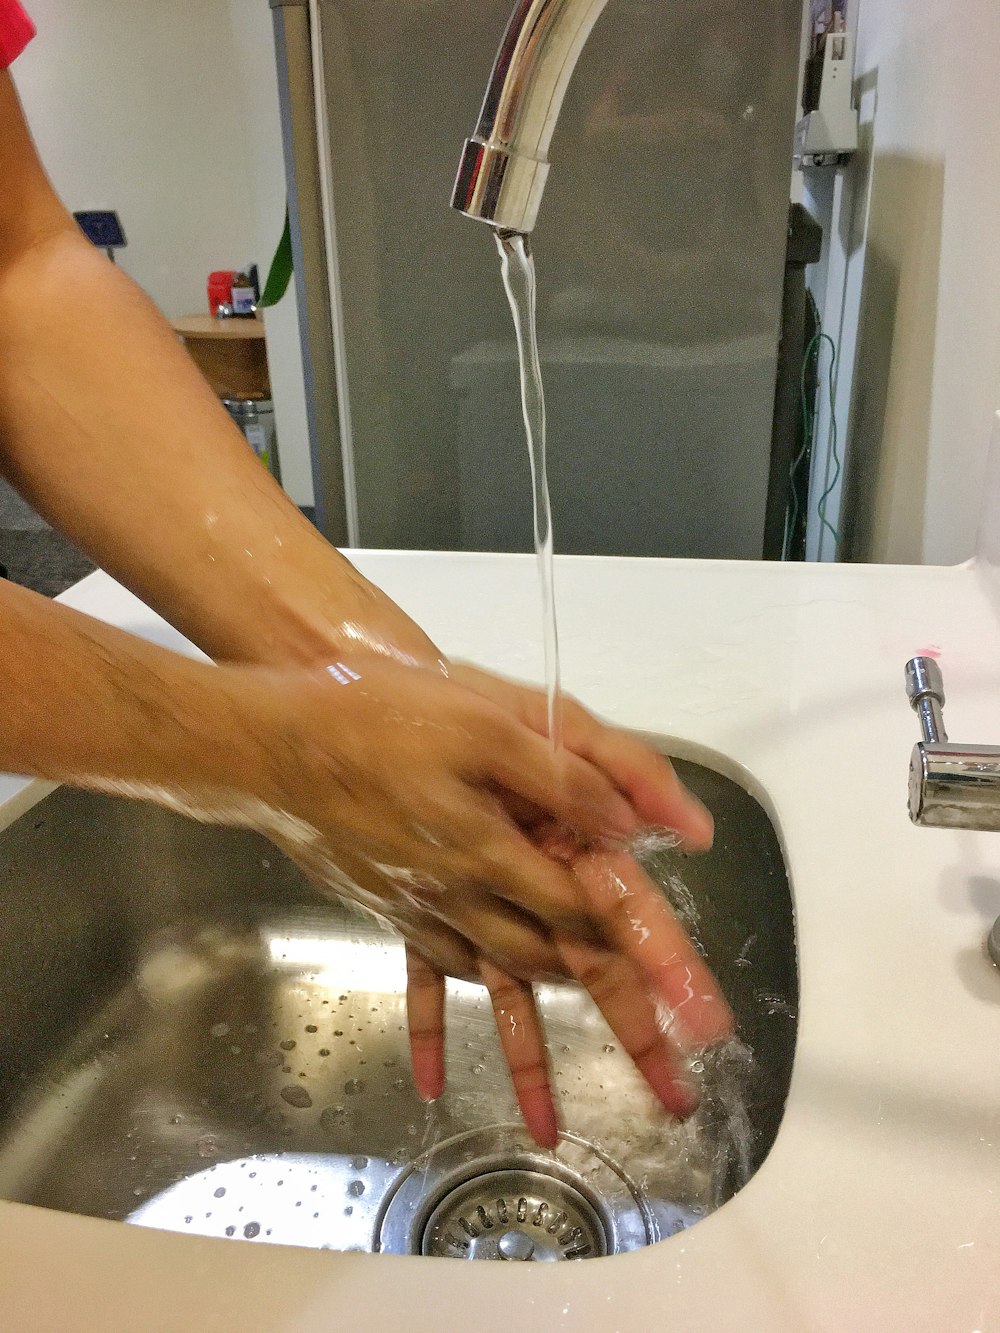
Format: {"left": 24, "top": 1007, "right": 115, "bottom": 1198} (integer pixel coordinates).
{"left": 0, "top": 224, "right": 407, "bottom": 666}
{"left": 0, "top": 576, "right": 264, "bottom": 797}
{"left": 0, "top": 69, "right": 435, "bottom": 669}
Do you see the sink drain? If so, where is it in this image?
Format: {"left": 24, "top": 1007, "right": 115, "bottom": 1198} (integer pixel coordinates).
{"left": 376, "top": 1125, "right": 655, "bottom": 1259}
{"left": 422, "top": 1168, "right": 607, "bottom": 1260}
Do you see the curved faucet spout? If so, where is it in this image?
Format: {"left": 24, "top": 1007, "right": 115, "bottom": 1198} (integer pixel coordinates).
{"left": 451, "top": 0, "right": 612, "bottom": 233}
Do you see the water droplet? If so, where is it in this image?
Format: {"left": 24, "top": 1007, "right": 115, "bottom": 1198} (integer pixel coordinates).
{"left": 344, "top": 1078, "right": 364, "bottom": 1095}
{"left": 225, "top": 1225, "right": 236, "bottom": 1237}
{"left": 318, "top": 1048, "right": 331, "bottom": 1057}
{"left": 334, "top": 1030, "right": 344, "bottom": 1038}
{"left": 350, "top": 1155, "right": 368, "bottom": 1170}
{"left": 471, "top": 1064, "right": 484, "bottom": 1076}
{"left": 603, "top": 1043, "right": 616, "bottom": 1054}
{"left": 280, "top": 1085, "right": 313, "bottom": 1109}
{"left": 170, "top": 1113, "right": 183, "bottom": 1125}
{"left": 214, "top": 1186, "right": 226, "bottom": 1198}
{"left": 344, "top": 1205, "right": 354, "bottom": 1216}
{"left": 210, "top": 1022, "right": 230, "bottom": 1038}
{"left": 347, "top": 1179, "right": 365, "bottom": 1198}
{"left": 184, "top": 1215, "right": 192, "bottom": 1224}
{"left": 196, "top": 1134, "right": 218, "bottom": 1158}
{"left": 305, "top": 1024, "right": 318, "bottom": 1033}
{"left": 244, "top": 1221, "right": 260, "bottom": 1239}
{"left": 279, "top": 1039, "right": 296, "bottom": 1052}
{"left": 392, "top": 1077, "right": 405, "bottom": 1091}
{"left": 320, "top": 1105, "right": 346, "bottom": 1131}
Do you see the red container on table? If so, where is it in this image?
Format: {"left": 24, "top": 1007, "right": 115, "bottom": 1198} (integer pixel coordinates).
{"left": 207, "top": 270, "right": 236, "bottom": 317}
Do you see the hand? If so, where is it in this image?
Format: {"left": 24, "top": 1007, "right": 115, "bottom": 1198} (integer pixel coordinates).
{"left": 243, "top": 652, "right": 729, "bottom": 1146}
{"left": 450, "top": 664, "right": 714, "bottom": 848}
{"left": 244, "top": 654, "right": 694, "bottom": 975}
{"left": 404, "top": 834, "right": 733, "bottom": 1148}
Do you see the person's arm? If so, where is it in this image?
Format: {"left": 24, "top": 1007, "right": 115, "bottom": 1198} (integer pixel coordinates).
{"left": 0, "top": 66, "right": 730, "bottom": 1146}
{"left": 0, "top": 574, "right": 654, "bottom": 969}
{"left": 0, "top": 70, "right": 430, "bottom": 670}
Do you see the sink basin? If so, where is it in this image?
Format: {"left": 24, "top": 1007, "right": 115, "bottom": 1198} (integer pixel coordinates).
{"left": 0, "top": 755, "right": 796, "bottom": 1260}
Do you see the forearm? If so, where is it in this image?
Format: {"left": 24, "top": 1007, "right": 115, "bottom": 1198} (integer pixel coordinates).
{"left": 0, "top": 227, "right": 434, "bottom": 666}
{"left": 0, "top": 575, "right": 263, "bottom": 798}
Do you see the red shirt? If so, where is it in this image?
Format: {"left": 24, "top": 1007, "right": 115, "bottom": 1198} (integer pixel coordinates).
{"left": 0, "top": 0, "right": 33, "bottom": 68}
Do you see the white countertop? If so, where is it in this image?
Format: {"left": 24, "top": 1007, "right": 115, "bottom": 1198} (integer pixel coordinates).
{"left": 1, "top": 551, "right": 998, "bottom": 1332}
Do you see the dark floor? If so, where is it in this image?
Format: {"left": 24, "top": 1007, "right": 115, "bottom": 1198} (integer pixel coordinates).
{"left": 0, "top": 480, "right": 96, "bottom": 597}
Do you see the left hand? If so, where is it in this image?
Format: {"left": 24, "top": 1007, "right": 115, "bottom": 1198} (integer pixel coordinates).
{"left": 403, "top": 665, "right": 732, "bottom": 1148}
{"left": 404, "top": 833, "right": 733, "bottom": 1148}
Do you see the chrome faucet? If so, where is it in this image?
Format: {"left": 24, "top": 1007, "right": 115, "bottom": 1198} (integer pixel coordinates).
{"left": 451, "top": 0, "right": 612, "bottom": 233}
{"left": 905, "top": 656, "right": 1000, "bottom": 967}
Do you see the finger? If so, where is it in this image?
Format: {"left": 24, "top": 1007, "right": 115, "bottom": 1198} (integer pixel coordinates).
{"left": 454, "top": 666, "right": 713, "bottom": 850}
{"left": 571, "top": 848, "right": 734, "bottom": 1047}
{"left": 557, "top": 934, "right": 699, "bottom": 1120}
{"left": 555, "top": 713, "right": 713, "bottom": 851}
{"left": 475, "top": 712, "right": 640, "bottom": 841}
{"left": 434, "top": 883, "right": 568, "bottom": 982}
{"left": 452, "top": 819, "right": 608, "bottom": 948}
{"left": 405, "top": 946, "right": 446, "bottom": 1101}
{"left": 479, "top": 959, "right": 559, "bottom": 1149}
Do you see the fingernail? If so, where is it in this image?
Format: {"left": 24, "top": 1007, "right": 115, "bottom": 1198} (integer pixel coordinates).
{"left": 680, "top": 795, "right": 714, "bottom": 850}
{"left": 667, "top": 994, "right": 735, "bottom": 1050}
{"left": 604, "top": 797, "right": 639, "bottom": 839}
{"left": 520, "top": 1088, "right": 560, "bottom": 1149}
{"left": 642, "top": 1055, "right": 704, "bottom": 1119}
{"left": 667, "top": 1078, "right": 700, "bottom": 1119}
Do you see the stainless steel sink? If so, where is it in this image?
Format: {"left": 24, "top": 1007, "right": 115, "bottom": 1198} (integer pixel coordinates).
{"left": 0, "top": 755, "right": 796, "bottom": 1261}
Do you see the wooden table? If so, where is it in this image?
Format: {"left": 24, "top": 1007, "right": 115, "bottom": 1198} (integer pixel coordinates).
{"left": 172, "top": 313, "right": 270, "bottom": 400}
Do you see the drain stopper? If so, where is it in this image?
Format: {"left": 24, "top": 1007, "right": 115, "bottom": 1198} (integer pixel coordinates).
{"left": 421, "top": 1169, "right": 608, "bottom": 1261}
{"left": 497, "top": 1231, "right": 535, "bottom": 1261}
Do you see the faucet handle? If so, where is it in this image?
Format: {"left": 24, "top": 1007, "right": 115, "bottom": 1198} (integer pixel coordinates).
{"left": 904, "top": 656, "right": 1000, "bottom": 830}
{"left": 905, "top": 656, "right": 947, "bottom": 744}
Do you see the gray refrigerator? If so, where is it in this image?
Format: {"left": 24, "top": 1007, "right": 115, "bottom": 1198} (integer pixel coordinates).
{"left": 271, "top": 0, "right": 803, "bottom": 557}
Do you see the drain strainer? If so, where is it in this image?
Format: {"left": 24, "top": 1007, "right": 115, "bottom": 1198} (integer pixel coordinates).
{"left": 422, "top": 1168, "right": 607, "bottom": 1260}
{"left": 376, "top": 1124, "right": 655, "bottom": 1259}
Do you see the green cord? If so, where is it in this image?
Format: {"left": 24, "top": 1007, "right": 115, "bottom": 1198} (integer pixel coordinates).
{"left": 784, "top": 320, "right": 842, "bottom": 559}
{"left": 814, "top": 330, "right": 842, "bottom": 551}
{"left": 784, "top": 329, "right": 823, "bottom": 557}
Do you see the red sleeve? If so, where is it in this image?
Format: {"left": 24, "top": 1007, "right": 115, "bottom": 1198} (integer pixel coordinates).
{"left": 0, "top": 0, "right": 34, "bottom": 69}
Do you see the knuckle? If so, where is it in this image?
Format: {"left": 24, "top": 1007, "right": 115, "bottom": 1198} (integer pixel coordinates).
{"left": 407, "top": 1024, "right": 444, "bottom": 1044}
{"left": 488, "top": 979, "right": 528, "bottom": 1012}
{"left": 509, "top": 1059, "right": 550, "bottom": 1088}
{"left": 629, "top": 1035, "right": 664, "bottom": 1068}
{"left": 577, "top": 955, "right": 631, "bottom": 1006}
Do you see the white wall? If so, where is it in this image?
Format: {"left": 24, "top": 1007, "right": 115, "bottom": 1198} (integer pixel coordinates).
{"left": 14, "top": 0, "right": 257, "bottom": 319}
{"left": 806, "top": 0, "right": 1000, "bottom": 564}
{"left": 12, "top": 0, "right": 314, "bottom": 506}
